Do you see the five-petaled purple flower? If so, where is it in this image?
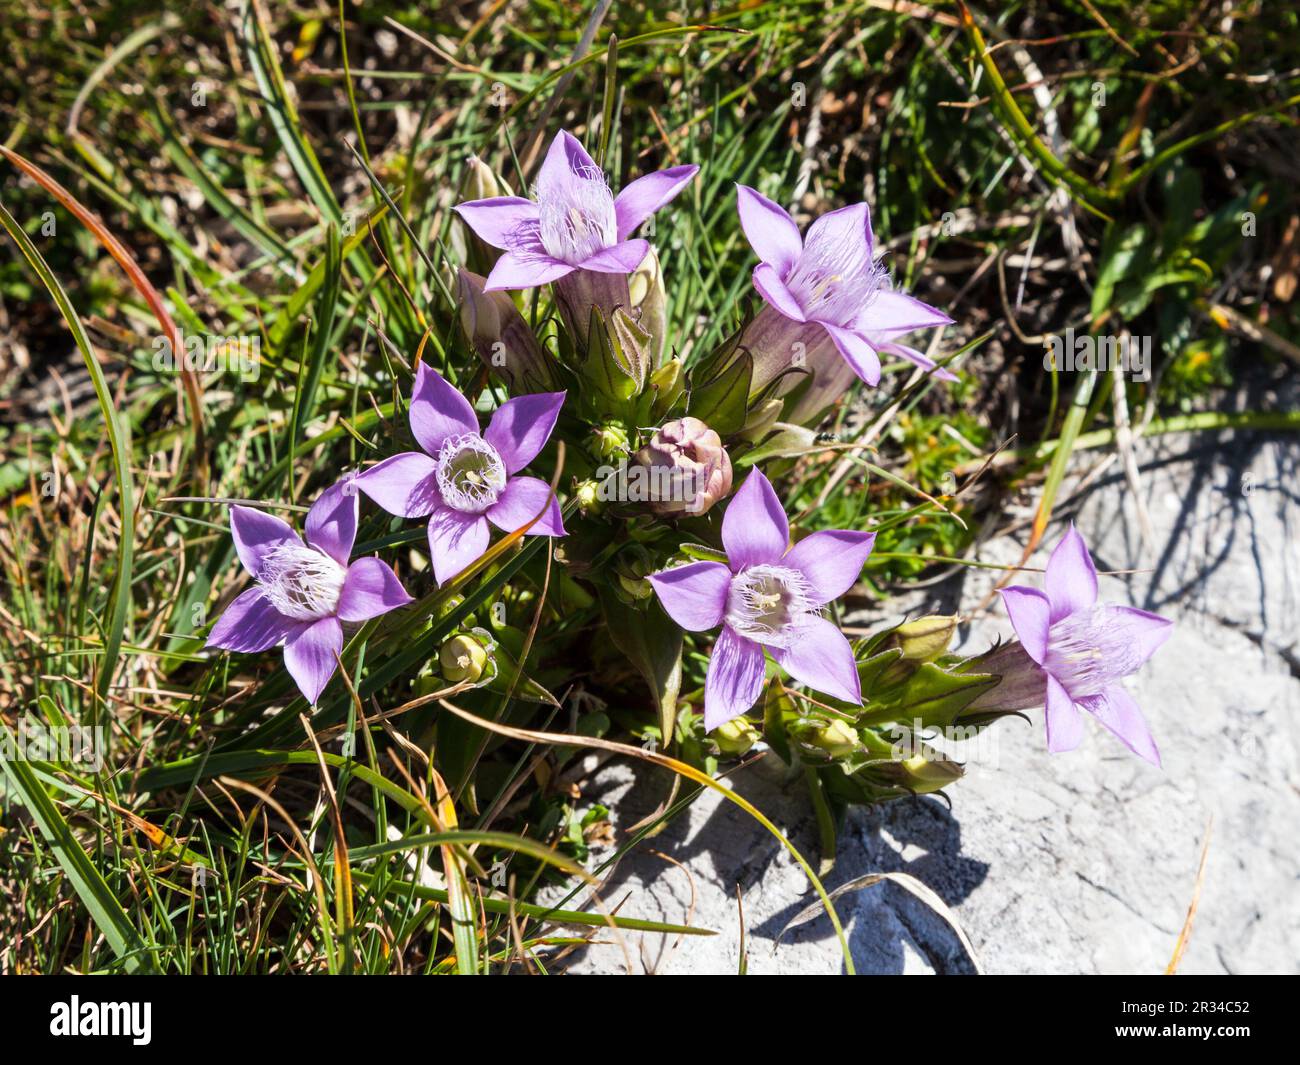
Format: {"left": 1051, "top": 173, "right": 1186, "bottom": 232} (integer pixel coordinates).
{"left": 454, "top": 130, "right": 698, "bottom": 292}
{"left": 736, "top": 184, "right": 952, "bottom": 387}
{"left": 1000, "top": 525, "right": 1172, "bottom": 766}
{"left": 648, "top": 469, "right": 876, "bottom": 730}
{"left": 354, "top": 363, "right": 566, "bottom": 586}
{"left": 206, "top": 479, "right": 413, "bottom": 704}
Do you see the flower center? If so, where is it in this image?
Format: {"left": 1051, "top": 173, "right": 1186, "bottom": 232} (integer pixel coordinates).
{"left": 1043, "top": 605, "right": 1146, "bottom": 698}
{"left": 786, "top": 229, "right": 887, "bottom": 325}
{"left": 258, "top": 542, "right": 347, "bottom": 622}
{"left": 536, "top": 165, "right": 617, "bottom": 264}
{"left": 725, "top": 564, "right": 815, "bottom": 648}
{"left": 436, "top": 433, "right": 507, "bottom": 513}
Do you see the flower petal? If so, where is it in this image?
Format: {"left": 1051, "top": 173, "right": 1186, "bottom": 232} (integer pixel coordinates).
{"left": 721, "top": 468, "right": 789, "bottom": 570}
{"left": 1044, "top": 674, "right": 1084, "bottom": 753}
{"left": 998, "top": 586, "right": 1052, "bottom": 664}
{"left": 354, "top": 452, "right": 441, "bottom": 519}
{"left": 614, "top": 164, "right": 699, "bottom": 241}
{"left": 304, "top": 477, "right": 358, "bottom": 565}
{"left": 537, "top": 130, "right": 599, "bottom": 199}
{"left": 453, "top": 197, "right": 540, "bottom": 250}
{"left": 735, "top": 184, "right": 803, "bottom": 277}
{"left": 484, "top": 391, "right": 565, "bottom": 474}
{"left": 485, "top": 476, "right": 566, "bottom": 536}
{"left": 1044, "top": 523, "right": 1098, "bottom": 622}
{"left": 205, "top": 588, "right": 293, "bottom": 653}
{"left": 578, "top": 239, "right": 650, "bottom": 274}
{"left": 428, "top": 508, "right": 491, "bottom": 586}
{"left": 704, "top": 627, "right": 767, "bottom": 731}
{"left": 857, "top": 290, "right": 952, "bottom": 333}
{"left": 283, "top": 616, "right": 343, "bottom": 705}
{"left": 770, "top": 614, "right": 862, "bottom": 704}
{"left": 484, "top": 251, "right": 575, "bottom": 291}
{"left": 337, "top": 557, "right": 413, "bottom": 623}
{"left": 782, "top": 529, "right": 876, "bottom": 605}
{"left": 821, "top": 322, "right": 881, "bottom": 386}
{"left": 229, "top": 505, "right": 302, "bottom": 579}
{"left": 1081, "top": 684, "right": 1161, "bottom": 767}
{"left": 752, "top": 263, "right": 806, "bottom": 323}
{"left": 1107, "top": 605, "right": 1174, "bottom": 666}
{"left": 875, "top": 339, "right": 958, "bottom": 382}
{"left": 802, "top": 202, "right": 873, "bottom": 262}
{"left": 647, "top": 561, "right": 731, "bottom": 632}
{"left": 409, "top": 362, "right": 479, "bottom": 457}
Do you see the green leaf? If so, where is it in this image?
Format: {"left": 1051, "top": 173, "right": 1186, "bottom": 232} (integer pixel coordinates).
{"left": 1092, "top": 223, "right": 1153, "bottom": 321}
{"left": 598, "top": 589, "right": 683, "bottom": 746}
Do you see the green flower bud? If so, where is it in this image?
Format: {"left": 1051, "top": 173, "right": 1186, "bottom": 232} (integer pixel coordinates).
{"left": 574, "top": 479, "right": 604, "bottom": 516}
{"left": 649, "top": 358, "right": 685, "bottom": 417}
{"left": 628, "top": 246, "right": 668, "bottom": 365}
{"left": 898, "top": 752, "right": 964, "bottom": 792}
{"left": 713, "top": 716, "right": 760, "bottom": 756}
{"left": 615, "top": 549, "right": 654, "bottom": 600}
{"left": 617, "top": 572, "right": 653, "bottom": 601}
{"left": 739, "top": 398, "right": 783, "bottom": 442}
{"left": 885, "top": 615, "right": 959, "bottom": 662}
{"left": 592, "top": 420, "right": 630, "bottom": 460}
{"left": 440, "top": 635, "right": 487, "bottom": 683}
{"left": 456, "top": 159, "right": 515, "bottom": 273}
{"left": 460, "top": 155, "right": 513, "bottom": 201}
{"left": 802, "top": 718, "right": 860, "bottom": 758}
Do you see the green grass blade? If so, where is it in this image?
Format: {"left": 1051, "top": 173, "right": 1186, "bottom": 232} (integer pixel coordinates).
{"left": 0, "top": 199, "right": 135, "bottom": 708}
{"left": 2, "top": 745, "right": 152, "bottom": 972}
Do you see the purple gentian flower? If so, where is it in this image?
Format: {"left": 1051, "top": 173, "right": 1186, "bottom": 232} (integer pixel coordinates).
{"left": 454, "top": 130, "right": 698, "bottom": 292}
{"left": 648, "top": 469, "right": 876, "bottom": 730}
{"left": 1000, "top": 525, "right": 1172, "bottom": 766}
{"left": 736, "top": 184, "right": 952, "bottom": 387}
{"left": 206, "top": 479, "right": 413, "bottom": 704}
{"left": 354, "top": 363, "right": 566, "bottom": 586}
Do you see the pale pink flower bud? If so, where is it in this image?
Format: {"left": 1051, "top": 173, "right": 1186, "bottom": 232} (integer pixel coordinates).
{"left": 634, "top": 416, "right": 733, "bottom": 516}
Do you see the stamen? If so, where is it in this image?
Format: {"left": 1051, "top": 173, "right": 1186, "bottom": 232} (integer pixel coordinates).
{"left": 536, "top": 166, "right": 617, "bottom": 264}
{"left": 436, "top": 433, "right": 508, "bottom": 514}
{"left": 258, "top": 542, "right": 347, "bottom": 621}
{"left": 725, "top": 564, "right": 817, "bottom": 648}
{"left": 1043, "top": 605, "right": 1146, "bottom": 698}
{"left": 786, "top": 225, "right": 887, "bottom": 326}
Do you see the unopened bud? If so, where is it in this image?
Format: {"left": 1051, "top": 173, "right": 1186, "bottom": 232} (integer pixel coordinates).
{"left": 617, "top": 573, "right": 653, "bottom": 600}
{"left": 885, "top": 615, "right": 958, "bottom": 662}
{"left": 739, "top": 398, "right": 782, "bottom": 442}
{"left": 457, "top": 269, "right": 555, "bottom": 391}
{"left": 457, "top": 159, "right": 515, "bottom": 273}
{"left": 802, "top": 718, "right": 860, "bottom": 758}
{"left": 616, "top": 550, "right": 654, "bottom": 600}
{"left": 575, "top": 479, "right": 604, "bottom": 516}
{"left": 633, "top": 417, "right": 733, "bottom": 517}
{"left": 712, "top": 716, "right": 760, "bottom": 756}
{"left": 899, "top": 753, "right": 964, "bottom": 791}
{"left": 628, "top": 246, "right": 668, "bottom": 364}
{"left": 460, "top": 155, "right": 513, "bottom": 201}
{"left": 440, "top": 635, "right": 487, "bottom": 683}
{"left": 592, "top": 420, "right": 630, "bottom": 460}
{"left": 649, "top": 358, "right": 685, "bottom": 417}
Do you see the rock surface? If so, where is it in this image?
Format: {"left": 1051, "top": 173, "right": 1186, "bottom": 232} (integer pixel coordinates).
{"left": 549, "top": 373, "right": 1300, "bottom": 974}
